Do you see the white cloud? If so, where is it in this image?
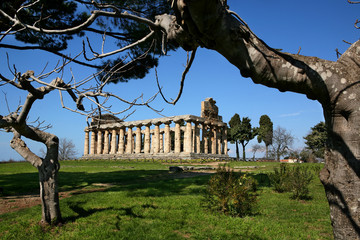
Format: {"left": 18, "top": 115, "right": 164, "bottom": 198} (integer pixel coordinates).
{"left": 279, "top": 112, "right": 302, "bottom": 117}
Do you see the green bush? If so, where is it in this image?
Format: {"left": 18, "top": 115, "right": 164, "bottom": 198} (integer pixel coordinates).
{"left": 269, "top": 163, "right": 291, "bottom": 193}
{"left": 269, "top": 163, "right": 314, "bottom": 200}
{"left": 203, "top": 165, "right": 258, "bottom": 217}
{"left": 289, "top": 166, "right": 313, "bottom": 200}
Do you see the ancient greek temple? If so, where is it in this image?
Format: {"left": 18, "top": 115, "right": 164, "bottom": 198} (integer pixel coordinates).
{"left": 82, "top": 98, "right": 229, "bottom": 160}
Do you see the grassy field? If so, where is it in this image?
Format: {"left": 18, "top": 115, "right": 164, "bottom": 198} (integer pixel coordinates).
{"left": 0, "top": 160, "right": 333, "bottom": 239}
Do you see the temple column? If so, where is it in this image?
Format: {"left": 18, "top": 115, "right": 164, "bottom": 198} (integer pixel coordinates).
{"left": 84, "top": 129, "right": 89, "bottom": 155}
{"left": 118, "top": 127, "right": 125, "bottom": 154}
{"left": 217, "top": 126, "right": 222, "bottom": 155}
{"left": 184, "top": 121, "right": 192, "bottom": 153}
{"left": 110, "top": 129, "right": 117, "bottom": 154}
{"left": 164, "top": 121, "right": 171, "bottom": 153}
{"left": 174, "top": 120, "right": 182, "bottom": 153}
{"left": 103, "top": 130, "right": 110, "bottom": 154}
{"left": 203, "top": 126, "right": 209, "bottom": 154}
{"left": 126, "top": 126, "right": 134, "bottom": 154}
{"left": 153, "top": 123, "right": 161, "bottom": 154}
{"left": 97, "top": 130, "right": 103, "bottom": 154}
{"left": 103, "top": 129, "right": 110, "bottom": 154}
{"left": 90, "top": 129, "right": 96, "bottom": 155}
{"left": 195, "top": 123, "right": 201, "bottom": 154}
{"left": 144, "top": 123, "right": 151, "bottom": 154}
{"left": 159, "top": 133, "right": 164, "bottom": 153}
{"left": 223, "top": 127, "right": 228, "bottom": 155}
{"left": 135, "top": 125, "right": 142, "bottom": 154}
{"left": 212, "top": 125, "right": 217, "bottom": 154}
{"left": 192, "top": 126, "right": 195, "bottom": 153}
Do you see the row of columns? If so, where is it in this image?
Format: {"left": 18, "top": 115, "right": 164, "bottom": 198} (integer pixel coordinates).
{"left": 84, "top": 118, "right": 228, "bottom": 156}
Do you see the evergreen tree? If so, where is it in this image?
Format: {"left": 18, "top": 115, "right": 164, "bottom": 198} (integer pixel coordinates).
{"left": 228, "top": 113, "right": 241, "bottom": 160}
{"left": 0, "top": 0, "right": 176, "bottom": 82}
{"left": 257, "top": 115, "right": 273, "bottom": 159}
{"left": 228, "top": 114, "right": 258, "bottom": 161}
{"left": 304, "top": 122, "right": 328, "bottom": 159}
{"left": 238, "top": 117, "right": 258, "bottom": 161}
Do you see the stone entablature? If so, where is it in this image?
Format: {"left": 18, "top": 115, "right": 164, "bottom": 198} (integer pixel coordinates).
{"left": 83, "top": 114, "right": 229, "bottom": 160}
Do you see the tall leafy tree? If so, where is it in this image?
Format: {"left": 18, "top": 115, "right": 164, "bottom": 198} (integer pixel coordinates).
{"left": 228, "top": 113, "right": 241, "bottom": 160}
{"left": 238, "top": 117, "right": 258, "bottom": 161}
{"left": 257, "top": 115, "right": 273, "bottom": 159}
{"left": 228, "top": 114, "right": 257, "bottom": 161}
{"left": 304, "top": 122, "right": 328, "bottom": 159}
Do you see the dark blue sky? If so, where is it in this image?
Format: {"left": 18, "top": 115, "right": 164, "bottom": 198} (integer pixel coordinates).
{"left": 0, "top": 0, "right": 358, "bottom": 159}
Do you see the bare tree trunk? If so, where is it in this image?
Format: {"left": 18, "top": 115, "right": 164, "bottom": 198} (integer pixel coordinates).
{"left": 235, "top": 140, "right": 239, "bottom": 160}
{"left": 265, "top": 145, "right": 269, "bottom": 160}
{"left": 9, "top": 129, "right": 62, "bottom": 225}
{"left": 38, "top": 157, "right": 62, "bottom": 225}
{"left": 241, "top": 143, "right": 246, "bottom": 161}
{"left": 320, "top": 113, "right": 360, "bottom": 239}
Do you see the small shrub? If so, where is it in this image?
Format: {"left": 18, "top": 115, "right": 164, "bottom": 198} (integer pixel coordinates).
{"left": 269, "top": 164, "right": 313, "bottom": 200}
{"left": 288, "top": 166, "right": 313, "bottom": 200}
{"left": 203, "top": 165, "right": 258, "bottom": 217}
{"left": 269, "top": 163, "right": 291, "bottom": 192}
{"left": 310, "top": 164, "right": 323, "bottom": 177}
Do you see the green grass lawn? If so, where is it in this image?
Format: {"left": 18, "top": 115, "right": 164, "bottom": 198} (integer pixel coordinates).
{"left": 0, "top": 160, "right": 333, "bottom": 239}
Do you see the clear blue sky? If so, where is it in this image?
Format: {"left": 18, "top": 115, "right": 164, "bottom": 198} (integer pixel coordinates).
{"left": 0, "top": 0, "right": 359, "bottom": 160}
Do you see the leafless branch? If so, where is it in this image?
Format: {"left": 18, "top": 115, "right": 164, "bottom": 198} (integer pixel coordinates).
{"left": 156, "top": 48, "right": 197, "bottom": 105}
{"left": 336, "top": 48, "right": 342, "bottom": 59}
{"left": 0, "top": 5, "right": 159, "bottom": 36}
{"left": 2, "top": 92, "right": 11, "bottom": 114}
{"left": 355, "top": 19, "right": 360, "bottom": 29}
{"left": 83, "top": 30, "right": 155, "bottom": 60}
{"left": 0, "top": 44, "right": 101, "bottom": 69}
{"left": 297, "top": 46, "right": 302, "bottom": 55}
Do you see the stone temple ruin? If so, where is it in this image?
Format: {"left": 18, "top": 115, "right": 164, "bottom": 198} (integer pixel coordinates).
{"left": 82, "top": 98, "right": 229, "bottom": 160}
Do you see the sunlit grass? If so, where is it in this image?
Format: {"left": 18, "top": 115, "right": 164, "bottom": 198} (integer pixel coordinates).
{"left": 0, "top": 160, "right": 333, "bottom": 239}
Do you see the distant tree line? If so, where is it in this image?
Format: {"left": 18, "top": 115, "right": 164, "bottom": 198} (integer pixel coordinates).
{"left": 228, "top": 114, "right": 273, "bottom": 161}
{"left": 228, "top": 113, "right": 327, "bottom": 162}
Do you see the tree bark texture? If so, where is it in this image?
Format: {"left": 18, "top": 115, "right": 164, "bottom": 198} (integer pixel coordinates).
{"left": 38, "top": 149, "right": 62, "bottom": 225}
{"left": 10, "top": 130, "right": 62, "bottom": 225}
{"left": 265, "top": 145, "right": 269, "bottom": 160}
{"left": 241, "top": 143, "right": 246, "bottom": 161}
{"left": 235, "top": 140, "right": 239, "bottom": 160}
{"left": 1, "top": 75, "right": 64, "bottom": 225}
{"left": 162, "top": 0, "right": 360, "bottom": 239}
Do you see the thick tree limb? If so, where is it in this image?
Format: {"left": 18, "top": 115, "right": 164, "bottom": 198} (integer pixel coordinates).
{"left": 10, "top": 131, "right": 42, "bottom": 168}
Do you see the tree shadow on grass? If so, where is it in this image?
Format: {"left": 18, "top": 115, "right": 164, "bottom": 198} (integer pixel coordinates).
{"left": 0, "top": 169, "right": 273, "bottom": 199}
{"left": 0, "top": 170, "right": 170, "bottom": 197}
{"left": 0, "top": 172, "right": 39, "bottom": 196}
{"left": 63, "top": 200, "right": 157, "bottom": 224}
